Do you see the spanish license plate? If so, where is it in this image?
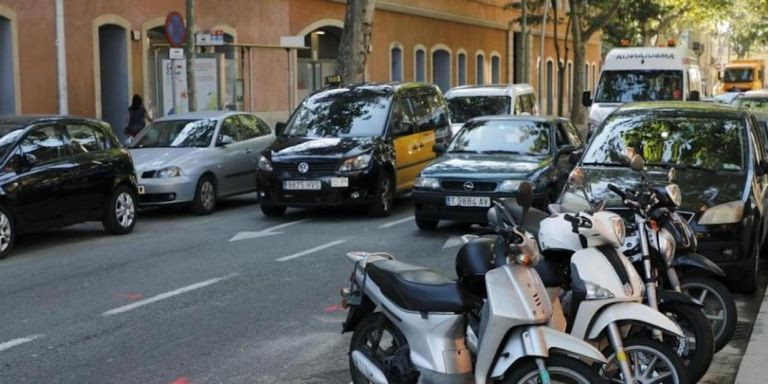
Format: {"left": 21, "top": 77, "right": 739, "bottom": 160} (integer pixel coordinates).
{"left": 137, "top": 185, "right": 146, "bottom": 195}
{"left": 284, "top": 180, "right": 322, "bottom": 190}
{"left": 330, "top": 177, "right": 349, "bottom": 188}
{"left": 446, "top": 196, "right": 491, "bottom": 207}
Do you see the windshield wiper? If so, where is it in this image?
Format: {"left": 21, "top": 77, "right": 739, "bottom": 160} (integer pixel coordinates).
{"left": 581, "top": 162, "right": 630, "bottom": 167}
{"left": 449, "top": 150, "right": 482, "bottom": 154}
{"left": 646, "top": 162, "right": 717, "bottom": 173}
{"left": 479, "top": 150, "right": 527, "bottom": 155}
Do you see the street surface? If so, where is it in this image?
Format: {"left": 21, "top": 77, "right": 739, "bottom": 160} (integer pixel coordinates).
{"left": 0, "top": 194, "right": 764, "bottom": 383}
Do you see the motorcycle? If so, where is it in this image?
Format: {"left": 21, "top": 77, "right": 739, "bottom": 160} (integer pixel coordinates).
{"left": 339, "top": 184, "right": 607, "bottom": 384}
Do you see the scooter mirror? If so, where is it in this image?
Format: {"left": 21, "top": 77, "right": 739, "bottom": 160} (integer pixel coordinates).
{"left": 630, "top": 154, "right": 645, "bottom": 172}
{"left": 567, "top": 167, "right": 587, "bottom": 187}
{"left": 516, "top": 182, "right": 534, "bottom": 220}
{"left": 667, "top": 167, "right": 677, "bottom": 183}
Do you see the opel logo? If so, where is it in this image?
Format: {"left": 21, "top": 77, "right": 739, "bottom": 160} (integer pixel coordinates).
{"left": 297, "top": 162, "right": 309, "bottom": 174}
{"left": 463, "top": 181, "right": 474, "bottom": 191}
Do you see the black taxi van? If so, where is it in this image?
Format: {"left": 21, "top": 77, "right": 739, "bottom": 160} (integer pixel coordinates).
{"left": 257, "top": 82, "right": 451, "bottom": 217}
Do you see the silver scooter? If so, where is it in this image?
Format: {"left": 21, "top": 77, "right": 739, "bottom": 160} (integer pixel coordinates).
{"left": 339, "top": 185, "right": 606, "bottom": 384}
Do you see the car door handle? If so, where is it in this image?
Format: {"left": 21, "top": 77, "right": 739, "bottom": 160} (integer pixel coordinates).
{"left": 245, "top": 148, "right": 252, "bottom": 154}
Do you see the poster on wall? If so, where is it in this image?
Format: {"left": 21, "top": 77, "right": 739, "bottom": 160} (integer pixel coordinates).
{"left": 160, "top": 57, "right": 219, "bottom": 116}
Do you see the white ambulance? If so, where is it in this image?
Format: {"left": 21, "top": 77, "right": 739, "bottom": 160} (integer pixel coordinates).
{"left": 583, "top": 45, "right": 703, "bottom": 137}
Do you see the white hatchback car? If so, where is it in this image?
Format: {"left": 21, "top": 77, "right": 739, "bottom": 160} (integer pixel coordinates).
{"left": 444, "top": 84, "right": 538, "bottom": 136}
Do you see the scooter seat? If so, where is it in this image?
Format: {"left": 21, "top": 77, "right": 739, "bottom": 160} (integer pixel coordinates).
{"left": 367, "top": 259, "right": 477, "bottom": 313}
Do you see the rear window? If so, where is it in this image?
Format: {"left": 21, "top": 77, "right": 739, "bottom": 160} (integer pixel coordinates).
{"left": 447, "top": 96, "right": 511, "bottom": 123}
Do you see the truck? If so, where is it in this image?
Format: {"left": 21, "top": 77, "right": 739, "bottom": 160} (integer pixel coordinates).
{"left": 719, "top": 59, "right": 765, "bottom": 92}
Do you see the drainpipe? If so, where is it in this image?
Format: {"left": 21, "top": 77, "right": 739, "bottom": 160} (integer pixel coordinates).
{"left": 539, "top": 2, "right": 548, "bottom": 114}
{"left": 55, "top": 0, "right": 68, "bottom": 115}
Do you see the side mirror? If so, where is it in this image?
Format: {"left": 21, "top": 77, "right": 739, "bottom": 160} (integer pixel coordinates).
{"left": 581, "top": 91, "right": 593, "bottom": 107}
{"left": 689, "top": 90, "right": 701, "bottom": 101}
{"left": 217, "top": 134, "right": 235, "bottom": 147}
{"left": 558, "top": 144, "right": 575, "bottom": 155}
{"left": 630, "top": 154, "right": 645, "bottom": 172}
{"left": 667, "top": 167, "right": 677, "bottom": 183}
{"left": 11, "top": 153, "right": 36, "bottom": 172}
{"left": 568, "top": 149, "right": 583, "bottom": 166}
{"left": 275, "top": 122, "right": 287, "bottom": 136}
{"left": 433, "top": 143, "right": 447, "bottom": 154}
{"left": 567, "top": 166, "right": 587, "bottom": 187}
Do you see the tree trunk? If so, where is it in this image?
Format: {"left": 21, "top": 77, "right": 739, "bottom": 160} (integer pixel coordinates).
{"left": 185, "top": 0, "right": 196, "bottom": 111}
{"left": 569, "top": 0, "right": 586, "bottom": 124}
{"left": 552, "top": 0, "right": 570, "bottom": 117}
{"left": 522, "top": 0, "right": 529, "bottom": 83}
{"left": 338, "top": 0, "right": 376, "bottom": 85}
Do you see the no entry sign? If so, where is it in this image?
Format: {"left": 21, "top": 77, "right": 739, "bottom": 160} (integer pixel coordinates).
{"left": 164, "top": 11, "right": 186, "bottom": 48}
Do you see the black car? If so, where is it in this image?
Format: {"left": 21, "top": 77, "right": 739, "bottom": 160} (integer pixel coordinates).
{"left": 257, "top": 83, "right": 451, "bottom": 217}
{"left": 412, "top": 115, "right": 584, "bottom": 230}
{"left": 574, "top": 102, "right": 768, "bottom": 293}
{"left": 0, "top": 116, "right": 139, "bottom": 259}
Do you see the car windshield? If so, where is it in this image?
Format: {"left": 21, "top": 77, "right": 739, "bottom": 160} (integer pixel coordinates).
{"left": 594, "top": 70, "right": 684, "bottom": 103}
{"left": 735, "top": 97, "right": 768, "bottom": 112}
{"left": 130, "top": 119, "right": 216, "bottom": 148}
{"left": 448, "top": 120, "right": 551, "bottom": 156}
{"left": 0, "top": 125, "right": 25, "bottom": 161}
{"left": 724, "top": 68, "right": 754, "bottom": 82}
{"left": 583, "top": 112, "right": 746, "bottom": 172}
{"left": 284, "top": 88, "right": 391, "bottom": 138}
{"left": 447, "top": 96, "right": 511, "bottom": 123}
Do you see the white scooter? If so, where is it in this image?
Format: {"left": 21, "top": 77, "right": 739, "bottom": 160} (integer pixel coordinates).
{"left": 339, "top": 185, "right": 607, "bottom": 384}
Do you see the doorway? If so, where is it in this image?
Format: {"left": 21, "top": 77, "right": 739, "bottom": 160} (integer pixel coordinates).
{"left": 297, "top": 26, "right": 342, "bottom": 101}
{"left": 432, "top": 49, "right": 450, "bottom": 92}
{"left": 0, "top": 16, "right": 14, "bottom": 115}
{"left": 513, "top": 32, "right": 523, "bottom": 84}
{"left": 98, "top": 24, "right": 129, "bottom": 141}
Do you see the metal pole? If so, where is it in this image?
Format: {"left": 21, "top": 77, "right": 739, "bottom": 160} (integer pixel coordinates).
{"left": 55, "top": 0, "right": 68, "bottom": 114}
{"left": 522, "top": 0, "right": 528, "bottom": 83}
{"left": 185, "top": 0, "right": 196, "bottom": 112}
{"left": 539, "top": 2, "right": 548, "bottom": 113}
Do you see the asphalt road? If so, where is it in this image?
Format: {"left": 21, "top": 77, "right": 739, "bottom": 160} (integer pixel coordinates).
{"left": 0, "top": 194, "right": 764, "bottom": 383}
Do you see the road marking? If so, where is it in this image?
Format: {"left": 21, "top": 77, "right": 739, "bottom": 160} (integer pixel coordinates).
{"left": 378, "top": 216, "right": 414, "bottom": 229}
{"left": 102, "top": 273, "right": 240, "bottom": 316}
{"left": 230, "top": 218, "right": 311, "bottom": 242}
{"left": 276, "top": 240, "right": 346, "bottom": 262}
{"left": 442, "top": 236, "right": 463, "bottom": 249}
{"left": 0, "top": 334, "right": 44, "bottom": 352}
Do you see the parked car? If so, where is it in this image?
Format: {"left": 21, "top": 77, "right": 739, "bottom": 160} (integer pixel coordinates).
{"left": 444, "top": 84, "right": 538, "bottom": 136}
{"left": 0, "top": 115, "right": 138, "bottom": 259}
{"left": 411, "top": 115, "right": 583, "bottom": 230}
{"left": 734, "top": 89, "right": 768, "bottom": 111}
{"left": 257, "top": 82, "right": 451, "bottom": 217}
{"left": 712, "top": 91, "right": 743, "bottom": 104}
{"left": 571, "top": 101, "right": 767, "bottom": 293}
{"left": 128, "top": 111, "right": 275, "bottom": 215}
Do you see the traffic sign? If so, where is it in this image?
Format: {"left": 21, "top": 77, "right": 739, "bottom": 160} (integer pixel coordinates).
{"left": 164, "top": 11, "right": 186, "bottom": 48}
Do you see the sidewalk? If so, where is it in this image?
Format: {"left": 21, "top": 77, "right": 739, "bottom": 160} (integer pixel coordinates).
{"left": 735, "top": 283, "right": 768, "bottom": 383}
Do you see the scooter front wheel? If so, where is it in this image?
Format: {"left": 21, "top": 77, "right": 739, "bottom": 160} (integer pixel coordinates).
{"left": 601, "top": 337, "right": 688, "bottom": 384}
{"left": 502, "top": 355, "right": 606, "bottom": 384}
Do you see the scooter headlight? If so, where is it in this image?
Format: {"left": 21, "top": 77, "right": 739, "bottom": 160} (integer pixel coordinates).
{"left": 584, "top": 280, "right": 615, "bottom": 300}
{"left": 665, "top": 183, "right": 682, "bottom": 207}
{"left": 611, "top": 216, "right": 625, "bottom": 246}
{"left": 658, "top": 228, "right": 676, "bottom": 266}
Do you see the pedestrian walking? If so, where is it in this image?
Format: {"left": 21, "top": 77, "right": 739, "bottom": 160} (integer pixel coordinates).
{"left": 125, "top": 94, "right": 153, "bottom": 141}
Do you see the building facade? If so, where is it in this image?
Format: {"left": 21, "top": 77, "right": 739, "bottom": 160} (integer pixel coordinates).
{"left": 0, "top": 0, "right": 602, "bottom": 139}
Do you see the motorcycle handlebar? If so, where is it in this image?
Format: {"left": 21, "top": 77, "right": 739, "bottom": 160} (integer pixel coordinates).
{"left": 563, "top": 214, "right": 580, "bottom": 224}
{"left": 607, "top": 183, "right": 627, "bottom": 200}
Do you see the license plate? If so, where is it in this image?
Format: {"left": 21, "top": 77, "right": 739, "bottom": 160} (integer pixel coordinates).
{"left": 330, "top": 177, "right": 349, "bottom": 188}
{"left": 446, "top": 196, "right": 490, "bottom": 207}
{"left": 137, "top": 185, "right": 146, "bottom": 195}
{"left": 284, "top": 180, "right": 322, "bottom": 190}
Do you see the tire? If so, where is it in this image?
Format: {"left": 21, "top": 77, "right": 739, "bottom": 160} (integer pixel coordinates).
{"left": 0, "top": 204, "right": 16, "bottom": 260}
{"left": 658, "top": 302, "right": 714, "bottom": 383}
{"left": 349, "top": 313, "right": 413, "bottom": 384}
{"left": 681, "top": 275, "right": 738, "bottom": 352}
{"left": 191, "top": 175, "right": 216, "bottom": 215}
{"left": 414, "top": 215, "right": 438, "bottom": 230}
{"left": 502, "top": 355, "right": 605, "bottom": 384}
{"left": 601, "top": 337, "right": 687, "bottom": 384}
{"left": 102, "top": 185, "right": 137, "bottom": 235}
{"left": 368, "top": 172, "right": 394, "bottom": 218}
{"left": 261, "top": 204, "right": 286, "bottom": 217}
{"left": 735, "top": 242, "right": 759, "bottom": 294}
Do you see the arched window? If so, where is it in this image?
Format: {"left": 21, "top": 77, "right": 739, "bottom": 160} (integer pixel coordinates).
{"left": 390, "top": 43, "right": 403, "bottom": 82}
{"left": 457, "top": 50, "right": 467, "bottom": 86}
{"left": 0, "top": 10, "right": 18, "bottom": 115}
{"left": 592, "top": 63, "right": 597, "bottom": 91}
{"left": 567, "top": 61, "right": 573, "bottom": 112}
{"left": 491, "top": 54, "right": 501, "bottom": 84}
{"left": 431, "top": 47, "right": 451, "bottom": 92}
{"left": 546, "top": 60, "right": 554, "bottom": 115}
{"left": 584, "top": 63, "right": 590, "bottom": 92}
{"left": 415, "top": 46, "right": 426, "bottom": 82}
{"left": 476, "top": 52, "right": 485, "bottom": 84}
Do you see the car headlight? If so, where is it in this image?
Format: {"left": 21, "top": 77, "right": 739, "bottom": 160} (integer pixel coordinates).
{"left": 258, "top": 156, "right": 272, "bottom": 172}
{"left": 698, "top": 200, "right": 744, "bottom": 225}
{"left": 584, "top": 280, "right": 615, "bottom": 300}
{"left": 156, "top": 166, "right": 182, "bottom": 178}
{"left": 498, "top": 180, "right": 523, "bottom": 193}
{"left": 338, "top": 153, "right": 372, "bottom": 172}
{"left": 414, "top": 177, "right": 440, "bottom": 190}
{"left": 665, "top": 183, "right": 682, "bottom": 207}
{"left": 652, "top": 228, "right": 676, "bottom": 266}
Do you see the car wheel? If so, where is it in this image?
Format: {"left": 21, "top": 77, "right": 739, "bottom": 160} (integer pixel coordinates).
{"left": 261, "top": 204, "right": 286, "bottom": 217}
{"left": 102, "top": 185, "right": 137, "bottom": 235}
{"left": 0, "top": 204, "right": 16, "bottom": 260}
{"left": 736, "top": 242, "right": 759, "bottom": 294}
{"left": 415, "top": 215, "right": 438, "bottom": 230}
{"left": 368, "top": 172, "right": 394, "bottom": 218}
{"left": 191, "top": 175, "right": 217, "bottom": 215}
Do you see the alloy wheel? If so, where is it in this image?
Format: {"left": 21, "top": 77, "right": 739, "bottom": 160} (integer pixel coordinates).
{"left": 200, "top": 181, "right": 215, "bottom": 211}
{"left": 682, "top": 282, "right": 728, "bottom": 341}
{"left": 0, "top": 212, "right": 11, "bottom": 252}
{"left": 115, "top": 192, "right": 135, "bottom": 228}
{"left": 380, "top": 177, "right": 392, "bottom": 212}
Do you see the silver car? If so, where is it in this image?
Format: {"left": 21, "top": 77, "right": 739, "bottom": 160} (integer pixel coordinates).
{"left": 128, "top": 111, "right": 275, "bottom": 214}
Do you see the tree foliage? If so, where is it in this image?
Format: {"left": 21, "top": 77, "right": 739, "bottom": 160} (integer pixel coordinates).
{"left": 728, "top": 0, "right": 768, "bottom": 58}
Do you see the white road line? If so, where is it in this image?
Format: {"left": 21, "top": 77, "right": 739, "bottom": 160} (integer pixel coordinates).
{"left": 230, "top": 218, "right": 312, "bottom": 242}
{"left": 276, "top": 240, "right": 347, "bottom": 262}
{"left": 0, "top": 334, "right": 44, "bottom": 352}
{"left": 378, "top": 216, "right": 414, "bottom": 229}
{"left": 101, "top": 273, "right": 240, "bottom": 316}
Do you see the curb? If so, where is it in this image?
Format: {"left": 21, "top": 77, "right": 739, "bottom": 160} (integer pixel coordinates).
{"left": 735, "top": 285, "right": 768, "bottom": 383}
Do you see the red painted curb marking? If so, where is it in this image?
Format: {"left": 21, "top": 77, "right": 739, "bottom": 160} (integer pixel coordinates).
{"left": 324, "top": 304, "right": 342, "bottom": 313}
{"left": 169, "top": 376, "right": 190, "bottom": 384}
{"left": 118, "top": 293, "right": 144, "bottom": 300}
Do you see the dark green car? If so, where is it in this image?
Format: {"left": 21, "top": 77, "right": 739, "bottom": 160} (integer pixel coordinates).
{"left": 412, "top": 116, "right": 583, "bottom": 230}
